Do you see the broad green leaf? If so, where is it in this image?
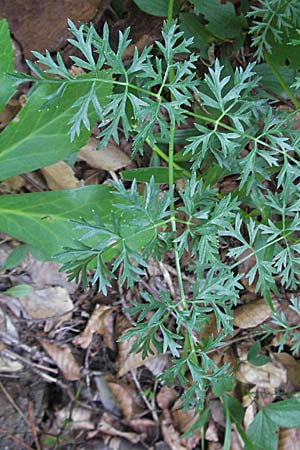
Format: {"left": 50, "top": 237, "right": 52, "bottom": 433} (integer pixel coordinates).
{"left": 222, "top": 393, "right": 244, "bottom": 423}
{"left": 6, "top": 284, "right": 33, "bottom": 297}
{"left": 192, "top": 0, "right": 247, "bottom": 41}
{"left": 247, "top": 341, "right": 270, "bottom": 366}
{"left": 247, "top": 411, "right": 278, "bottom": 450}
{"left": 1, "top": 244, "right": 29, "bottom": 269}
{"left": 121, "top": 167, "right": 185, "bottom": 183}
{"left": 0, "top": 19, "right": 16, "bottom": 112}
{"left": 179, "top": 13, "right": 212, "bottom": 57}
{"left": 265, "top": 398, "right": 300, "bottom": 428}
{"left": 0, "top": 185, "right": 153, "bottom": 260}
{"left": 266, "top": 29, "right": 300, "bottom": 69}
{"left": 0, "top": 72, "right": 112, "bottom": 180}
{"left": 255, "top": 63, "right": 298, "bottom": 98}
{"left": 133, "top": 0, "right": 178, "bottom": 16}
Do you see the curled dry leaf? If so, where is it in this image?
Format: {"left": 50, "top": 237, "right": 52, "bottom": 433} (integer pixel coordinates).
{"left": 230, "top": 424, "right": 244, "bottom": 450}
{"left": 127, "top": 418, "right": 157, "bottom": 443}
{"left": 274, "top": 352, "right": 300, "bottom": 389}
{"left": 107, "top": 380, "right": 139, "bottom": 420}
{"left": 236, "top": 360, "right": 286, "bottom": 388}
{"left": 117, "top": 334, "right": 158, "bottom": 377}
{"left": 40, "top": 340, "right": 80, "bottom": 381}
{"left": 161, "top": 410, "right": 187, "bottom": 450}
{"left": 94, "top": 375, "right": 121, "bottom": 416}
{"left": 79, "top": 137, "right": 131, "bottom": 171}
{"left": 94, "top": 412, "right": 140, "bottom": 444}
{"left": 172, "top": 401, "right": 201, "bottom": 450}
{"left": 56, "top": 406, "right": 94, "bottom": 430}
{"left": 156, "top": 386, "right": 178, "bottom": 410}
{"left": 233, "top": 298, "right": 271, "bottom": 329}
{"left": 278, "top": 427, "right": 300, "bottom": 450}
{"left": 205, "top": 421, "right": 219, "bottom": 442}
{"left": 73, "top": 304, "right": 115, "bottom": 350}
{"left": 40, "top": 161, "right": 81, "bottom": 190}
{"left": 20, "top": 255, "right": 77, "bottom": 294}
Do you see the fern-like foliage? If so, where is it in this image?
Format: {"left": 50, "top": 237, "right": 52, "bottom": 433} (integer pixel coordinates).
{"left": 16, "top": 17, "right": 300, "bottom": 412}
{"left": 247, "top": 0, "right": 300, "bottom": 59}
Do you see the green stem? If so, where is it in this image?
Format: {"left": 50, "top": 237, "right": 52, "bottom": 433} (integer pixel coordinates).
{"left": 145, "top": 138, "right": 191, "bottom": 178}
{"left": 264, "top": 52, "right": 300, "bottom": 109}
{"left": 167, "top": 0, "right": 175, "bottom": 23}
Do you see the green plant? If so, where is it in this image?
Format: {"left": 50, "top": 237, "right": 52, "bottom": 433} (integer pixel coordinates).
{"left": 1, "top": 1, "right": 300, "bottom": 448}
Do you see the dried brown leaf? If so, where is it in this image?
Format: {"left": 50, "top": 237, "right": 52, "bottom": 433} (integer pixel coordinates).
{"left": 161, "top": 410, "right": 187, "bottom": 450}
{"left": 56, "top": 406, "right": 94, "bottom": 430}
{"left": 20, "top": 255, "right": 76, "bottom": 294}
{"left": 127, "top": 418, "right": 157, "bottom": 442}
{"left": 230, "top": 424, "right": 244, "bottom": 450}
{"left": 233, "top": 298, "right": 271, "bottom": 329}
{"left": 278, "top": 427, "right": 300, "bottom": 450}
{"left": 171, "top": 402, "right": 201, "bottom": 450}
{"left": 40, "top": 161, "right": 81, "bottom": 190}
{"left": 79, "top": 138, "right": 130, "bottom": 171}
{"left": 236, "top": 360, "right": 286, "bottom": 388}
{"left": 205, "top": 421, "right": 219, "bottom": 442}
{"left": 156, "top": 386, "right": 178, "bottom": 410}
{"left": 274, "top": 352, "right": 300, "bottom": 389}
{"left": 40, "top": 340, "right": 80, "bottom": 381}
{"left": 73, "top": 305, "right": 115, "bottom": 350}
{"left": 107, "top": 381, "right": 138, "bottom": 420}
{"left": 18, "top": 287, "right": 73, "bottom": 330}
{"left": 117, "top": 335, "right": 158, "bottom": 377}
{"left": 95, "top": 412, "right": 140, "bottom": 444}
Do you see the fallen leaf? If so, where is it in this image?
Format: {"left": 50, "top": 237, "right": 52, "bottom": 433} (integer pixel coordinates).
{"left": 79, "top": 138, "right": 131, "bottom": 171}
{"left": 40, "top": 161, "right": 81, "bottom": 190}
{"left": 1, "top": 0, "right": 104, "bottom": 58}
{"left": 161, "top": 410, "right": 187, "bottom": 450}
{"left": 56, "top": 405, "right": 94, "bottom": 430}
{"left": 145, "top": 353, "right": 169, "bottom": 376}
{"left": 40, "top": 340, "right": 80, "bottom": 381}
{"left": 236, "top": 360, "right": 286, "bottom": 388}
{"left": 156, "top": 386, "right": 178, "bottom": 410}
{"left": 107, "top": 380, "right": 141, "bottom": 420}
{"left": 127, "top": 419, "right": 157, "bottom": 442}
{"left": 274, "top": 352, "right": 300, "bottom": 389}
{"left": 172, "top": 401, "right": 201, "bottom": 450}
{"left": 205, "top": 421, "right": 219, "bottom": 442}
{"left": 233, "top": 298, "right": 271, "bottom": 329}
{"left": 94, "top": 375, "right": 121, "bottom": 416}
{"left": 0, "top": 175, "right": 25, "bottom": 193}
{"left": 18, "top": 287, "right": 74, "bottom": 329}
{"left": 230, "top": 424, "right": 244, "bottom": 450}
{"left": 20, "top": 255, "right": 77, "bottom": 294}
{"left": 95, "top": 412, "right": 140, "bottom": 444}
{"left": 278, "top": 427, "right": 300, "bottom": 450}
{"left": 73, "top": 305, "right": 115, "bottom": 350}
{"left": 117, "top": 335, "right": 159, "bottom": 377}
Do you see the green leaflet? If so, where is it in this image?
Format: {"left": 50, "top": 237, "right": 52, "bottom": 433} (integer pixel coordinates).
{"left": 247, "top": 410, "right": 278, "bottom": 450}
{"left": 192, "top": 0, "right": 247, "bottom": 41}
{"left": 132, "top": 0, "right": 169, "bottom": 16}
{"left": 0, "top": 72, "right": 112, "bottom": 180}
{"left": 121, "top": 167, "right": 185, "bottom": 183}
{"left": 0, "top": 19, "right": 16, "bottom": 112}
{"left": 0, "top": 185, "right": 154, "bottom": 260}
